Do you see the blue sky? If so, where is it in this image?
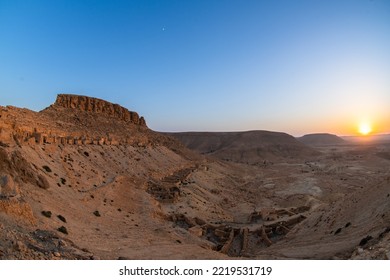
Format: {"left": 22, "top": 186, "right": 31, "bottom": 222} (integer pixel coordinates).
{"left": 0, "top": 0, "right": 389, "bottom": 136}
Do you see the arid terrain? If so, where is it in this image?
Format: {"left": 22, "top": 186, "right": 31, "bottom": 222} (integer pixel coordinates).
{"left": 1, "top": 94, "right": 389, "bottom": 260}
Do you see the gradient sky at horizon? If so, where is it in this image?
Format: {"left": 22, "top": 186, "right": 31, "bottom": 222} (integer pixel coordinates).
{"left": 0, "top": 0, "right": 389, "bottom": 136}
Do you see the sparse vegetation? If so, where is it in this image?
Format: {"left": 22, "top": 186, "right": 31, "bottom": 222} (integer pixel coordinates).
{"left": 41, "top": 211, "right": 52, "bottom": 218}
{"left": 57, "top": 226, "right": 68, "bottom": 235}
{"left": 359, "top": 236, "right": 373, "bottom": 246}
{"left": 211, "top": 189, "right": 221, "bottom": 194}
{"left": 42, "top": 165, "right": 52, "bottom": 172}
{"left": 57, "top": 215, "right": 67, "bottom": 223}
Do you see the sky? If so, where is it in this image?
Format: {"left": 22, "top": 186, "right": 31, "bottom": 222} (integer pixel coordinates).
{"left": 0, "top": 0, "right": 389, "bottom": 136}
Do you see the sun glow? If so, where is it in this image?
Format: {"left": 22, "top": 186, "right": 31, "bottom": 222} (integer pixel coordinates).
{"left": 358, "top": 122, "right": 372, "bottom": 135}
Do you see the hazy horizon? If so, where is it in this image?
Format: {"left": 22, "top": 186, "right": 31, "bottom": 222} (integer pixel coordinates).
{"left": 1, "top": 0, "right": 389, "bottom": 136}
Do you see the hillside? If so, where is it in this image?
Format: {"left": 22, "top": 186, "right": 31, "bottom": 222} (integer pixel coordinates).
{"left": 166, "top": 130, "right": 320, "bottom": 164}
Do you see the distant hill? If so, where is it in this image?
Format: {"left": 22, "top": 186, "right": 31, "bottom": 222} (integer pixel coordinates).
{"left": 342, "top": 134, "right": 390, "bottom": 144}
{"left": 298, "top": 133, "right": 347, "bottom": 146}
{"left": 166, "top": 130, "right": 320, "bottom": 164}
{"left": 1, "top": 95, "right": 389, "bottom": 260}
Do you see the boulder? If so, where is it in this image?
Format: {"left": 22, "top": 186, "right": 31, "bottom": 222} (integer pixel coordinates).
{"left": 0, "top": 174, "right": 20, "bottom": 198}
{"left": 36, "top": 174, "right": 50, "bottom": 190}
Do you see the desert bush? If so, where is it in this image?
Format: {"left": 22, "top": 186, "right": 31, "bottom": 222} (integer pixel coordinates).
{"left": 57, "top": 215, "right": 67, "bottom": 223}
{"left": 93, "top": 210, "right": 101, "bottom": 217}
{"left": 211, "top": 188, "right": 221, "bottom": 194}
{"left": 359, "top": 235, "right": 373, "bottom": 246}
{"left": 41, "top": 211, "right": 52, "bottom": 218}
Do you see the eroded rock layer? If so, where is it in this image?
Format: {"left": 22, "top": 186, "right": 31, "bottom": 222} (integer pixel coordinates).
{"left": 54, "top": 94, "right": 146, "bottom": 126}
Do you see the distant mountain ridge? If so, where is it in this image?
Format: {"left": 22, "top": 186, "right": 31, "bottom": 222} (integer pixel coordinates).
{"left": 298, "top": 133, "right": 347, "bottom": 146}
{"left": 166, "top": 130, "right": 320, "bottom": 163}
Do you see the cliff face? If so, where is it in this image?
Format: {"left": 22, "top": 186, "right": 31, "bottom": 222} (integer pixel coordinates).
{"left": 54, "top": 94, "right": 146, "bottom": 126}
{"left": 0, "top": 94, "right": 158, "bottom": 148}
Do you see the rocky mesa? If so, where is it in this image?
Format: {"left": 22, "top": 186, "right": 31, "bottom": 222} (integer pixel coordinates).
{"left": 52, "top": 94, "right": 146, "bottom": 126}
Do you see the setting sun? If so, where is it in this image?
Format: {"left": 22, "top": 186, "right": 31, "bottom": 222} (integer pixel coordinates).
{"left": 358, "top": 122, "right": 372, "bottom": 135}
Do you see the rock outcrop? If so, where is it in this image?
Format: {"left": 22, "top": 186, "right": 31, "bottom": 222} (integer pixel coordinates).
{"left": 0, "top": 175, "right": 20, "bottom": 199}
{"left": 53, "top": 94, "right": 146, "bottom": 126}
{"left": 298, "top": 133, "right": 347, "bottom": 146}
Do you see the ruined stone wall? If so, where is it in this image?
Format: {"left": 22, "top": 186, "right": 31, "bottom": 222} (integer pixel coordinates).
{"left": 21, "top": 132, "right": 148, "bottom": 147}
{"left": 1, "top": 124, "right": 149, "bottom": 147}
{"left": 54, "top": 94, "right": 146, "bottom": 126}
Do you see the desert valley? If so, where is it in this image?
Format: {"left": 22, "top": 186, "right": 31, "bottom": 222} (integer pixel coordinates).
{"left": 0, "top": 94, "right": 389, "bottom": 260}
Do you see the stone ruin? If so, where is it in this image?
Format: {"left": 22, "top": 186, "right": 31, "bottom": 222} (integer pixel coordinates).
{"left": 168, "top": 206, "right": 310, "bottom": 257}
